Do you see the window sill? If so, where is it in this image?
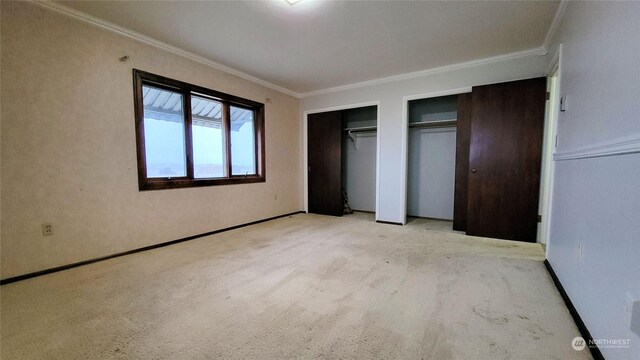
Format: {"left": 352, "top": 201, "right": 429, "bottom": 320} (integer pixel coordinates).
{"left": 139, "top": 175, "right": 265, "bottom": 191}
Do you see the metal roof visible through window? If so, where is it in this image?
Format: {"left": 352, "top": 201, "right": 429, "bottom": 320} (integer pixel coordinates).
{"left": 142, "top": 85, "right": 253, "bottom": 131}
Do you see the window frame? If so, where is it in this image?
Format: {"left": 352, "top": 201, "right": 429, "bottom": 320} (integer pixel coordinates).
{"left": 133, "top": 69, "right": 265, "bottom": 191}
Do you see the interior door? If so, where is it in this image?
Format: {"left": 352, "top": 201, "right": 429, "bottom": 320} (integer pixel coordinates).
{"left": 467, "top": 78, "right": 546, "bottom": 242}
{"left": 308, "top": 111, "right": 343, "bottom": 216}
{"left": 453, "top": 92, "right": 472, "bottom": 231}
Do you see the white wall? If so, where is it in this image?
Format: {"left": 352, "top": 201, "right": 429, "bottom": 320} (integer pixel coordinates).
{"left": 545, "top": 2, "right": 640, "bottom": 359}
{"left": 0, "top": 2, "right": 301, "bottom": 279}
{"left": 302, "top": 52, "right": 548, "bottom": 223}
{"left": 407, "top": 128, "right": 456, "bottom": 219}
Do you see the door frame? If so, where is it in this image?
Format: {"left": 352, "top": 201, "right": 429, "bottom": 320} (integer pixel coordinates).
{"left": 401, "top": 87, "right": 472, "bottom": 224}
{"left": 539, "top": 44, "right": 563, "bottom": 251}
{"left": 303, "top": 101, "right": 380, "bottom": 219}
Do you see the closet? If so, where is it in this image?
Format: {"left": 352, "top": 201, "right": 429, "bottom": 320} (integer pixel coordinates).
{"left": 407, "top": 95, "right": 459, "bottom": 220}
{"left": 408, "top": 77, "right": 546, "bottom": 243}
{"left": 308, "top": 106, "right": 377, "bottom": 217}
{"left": 307, "top": 78, "right": 546, "bottom": 242}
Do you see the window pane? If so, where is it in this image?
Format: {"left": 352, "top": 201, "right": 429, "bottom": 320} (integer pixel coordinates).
{"left": 142, "top": 85, "right": 187, "bottom": 178}
{"left": 230, "top": 106, "right": 256, "bottom": 175}
{"left": 192, "top": 96, "right": 226, "bottom": 178}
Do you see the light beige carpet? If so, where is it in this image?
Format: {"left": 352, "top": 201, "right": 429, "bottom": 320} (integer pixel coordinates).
{"left": 1, "top": 213, "right": 591, "bottom": 359}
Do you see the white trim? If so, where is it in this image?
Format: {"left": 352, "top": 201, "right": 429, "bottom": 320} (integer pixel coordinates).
{"left": 302, "top": 101, "right": 381, "bottom": 219}
{"left": 302, "top": 109, "right": 309, "bottom": 213}
{"left": 300, "top": 47, "right": 546, "bottom": 98}
{"left": 30, "top": 0, "right": 562, "bottom": 101}
{"left": 546, "top": 49, "right": 561, "bottom": 77}
{"left": 30, "top": 0, "right": 302, "bottom": 98}
{"left": 375, "top": 105, "right": 381, "bottom": 221}
{"left": 542, "top": 1, "right": 570, "bottom": 50}
{"left": 539, "top": 44, "right": 562, "bottom": 249}
{"left": 553, "top": 133, "right": 640, "bottom": 161}
{"left": 400, "top": 87, "right": 472, "bottom": 225}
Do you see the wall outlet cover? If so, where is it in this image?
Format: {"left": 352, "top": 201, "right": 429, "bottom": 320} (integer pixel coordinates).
{"left": 631, "top": 300, "right": 640, "bottom": 337}
{"left": 560, "top": 96, "right": 568, "bottom": 112}
{"left": 42, "top": 223, "right": 53, "bottom": 236}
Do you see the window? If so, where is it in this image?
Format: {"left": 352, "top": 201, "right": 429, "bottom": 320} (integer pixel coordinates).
{"left": 133, "top": 70, "right": 265, "bottom": 190}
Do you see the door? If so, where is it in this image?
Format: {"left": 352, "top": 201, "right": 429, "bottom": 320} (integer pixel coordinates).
{"left": 467, "top": 78, "right": 546, "bottom": 242}
{"left": 308, "top": 111, "right": 343, "bottom": 216}
{"left": 453, "top": 92, "right": 472, "bottom": 231}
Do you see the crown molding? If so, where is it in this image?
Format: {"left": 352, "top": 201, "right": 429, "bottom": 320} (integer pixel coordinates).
{"left": 30, "top": 0, "right": 567, "bottom": 100}
{"left": 554, "top": 133, "right": 640, "bottom": 161}
{"left": 300, "top": 46, "right": 547, "bottom": 98}
{"left": 543, "top": 0, "right": 570, "bottom": 50}
{"left": 300, "top": 1, "right": 570, "bottom": 98}
{"left": 30, "top": 0, "right": 303, "bottom": 98}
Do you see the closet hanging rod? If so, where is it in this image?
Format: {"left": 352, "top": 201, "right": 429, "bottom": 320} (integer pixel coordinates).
{"left": 409, "top": 119, "right": 457, "bottom": 129}
{"left": 343, "top": 126, "right": 377, "bottom": 133}
{"left": 344, "top": 126, "right": 376, "bottom": 144}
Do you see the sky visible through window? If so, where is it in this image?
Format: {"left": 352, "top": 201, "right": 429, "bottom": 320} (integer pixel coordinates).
{"left": 230, "top": 106, "right": 256, "bottom": 176}
{"left": 143, "top": 88, "right": 256, "bottom": 178}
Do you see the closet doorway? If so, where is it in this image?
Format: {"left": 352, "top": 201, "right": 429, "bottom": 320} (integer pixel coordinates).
{"left": 404, "top": 78, "right": 546, "bottom": 243}
{"left": 307, "top": 105, "right": 378, "bottom": 218}
{"left": 406, "top": 95, "right": 464, "bottom": 223}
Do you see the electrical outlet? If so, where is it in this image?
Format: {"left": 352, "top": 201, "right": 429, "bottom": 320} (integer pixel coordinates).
{"left": 625, "top": 293, "right": 634, "bottom": 314}
{"left": 560, "top": 95, "right": 568, "bottom": 111}
{"left": 577, "top": 242, "right": 583, "bottom": 260}
{"left": 42, "top": 223, "right": 53, "bottom": 236}
{"left": 631, "top": 301, "right": 640, "bottom": 337}
{"left": 625, "top": 293, "right": 640, "bottom": 337}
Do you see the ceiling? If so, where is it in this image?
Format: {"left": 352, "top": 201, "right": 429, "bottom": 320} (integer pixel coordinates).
{"left": 57, "top": 0, "right": 559, "bottom": 95}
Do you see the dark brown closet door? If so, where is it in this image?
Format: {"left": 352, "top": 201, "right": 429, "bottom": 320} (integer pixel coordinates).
{"left": 467, "top": 77, "right": 546, "bottom": 242}
{"left": 453, "top": 92, "right": 472, "bottom": 231}
{"left": 308, "top": 111, "right": 343, "bottom": 216}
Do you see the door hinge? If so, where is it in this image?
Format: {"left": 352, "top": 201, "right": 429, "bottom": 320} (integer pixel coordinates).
{"left": 546, "top": 92, "right": 551, "bottom": 101}
{"left": 537, "top": 215, "right": 542, "bottom": 223}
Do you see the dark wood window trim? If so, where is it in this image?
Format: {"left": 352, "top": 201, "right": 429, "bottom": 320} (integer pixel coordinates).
{"left": 133, "top": 69, "right": 265, "bottom": 191}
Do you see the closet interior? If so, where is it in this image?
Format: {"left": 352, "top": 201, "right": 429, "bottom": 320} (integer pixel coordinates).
{"left": 342, "top": 106, "right": 377, "bottom": 214}
{"left": 407, "top": 95, "right": 459, "bottom": 221}
{"left": 307, "top": 105, "right": 377, "bottom": 218}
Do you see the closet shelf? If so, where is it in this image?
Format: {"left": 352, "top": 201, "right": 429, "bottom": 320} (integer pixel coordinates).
{"left": 409, "top": 119, "right": 457, "bottom": 129}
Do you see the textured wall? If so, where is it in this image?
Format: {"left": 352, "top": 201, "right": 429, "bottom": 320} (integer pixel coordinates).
{"left": 0, "top": 2, "right": 301, "bottom": 278}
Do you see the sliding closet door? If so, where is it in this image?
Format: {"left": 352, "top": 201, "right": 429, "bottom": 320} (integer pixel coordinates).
{"left": 467, "top": 78, "right": 546, "bottom": 242}
{"left": 308, "top": 111, "right": 343, "bottom": 216}
{"left": 453, "top": 92, "right": 472, "bottom": 231}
